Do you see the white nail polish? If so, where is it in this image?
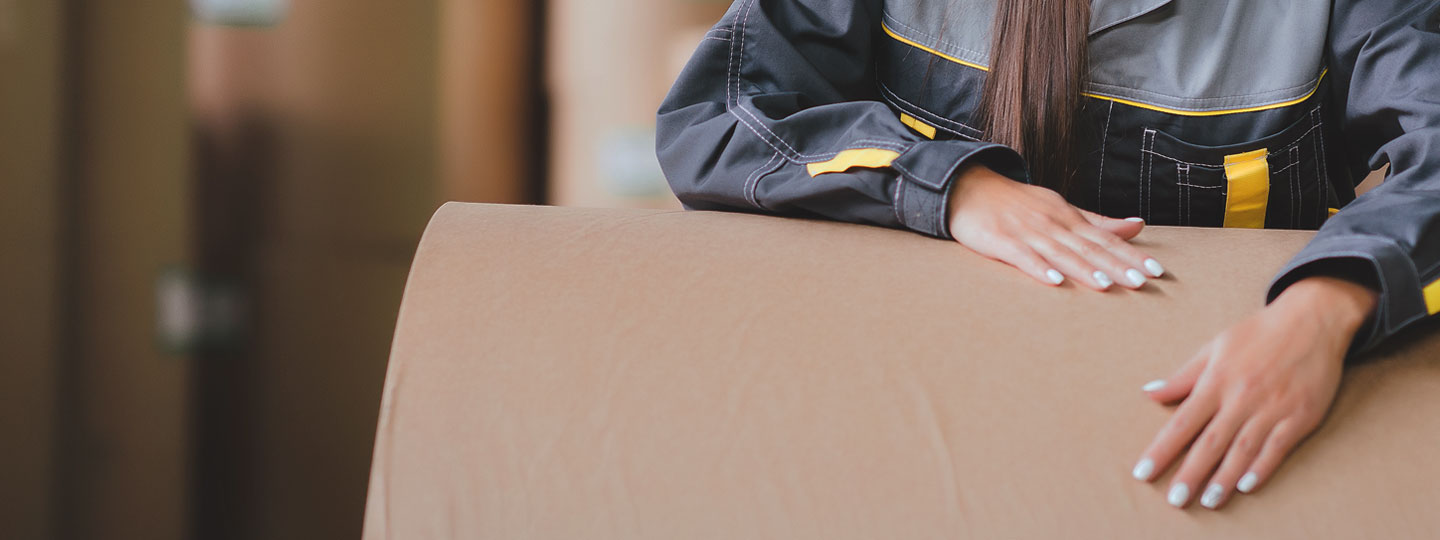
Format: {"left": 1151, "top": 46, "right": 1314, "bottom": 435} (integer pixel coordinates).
{"left": 1238, "top": 472, "right": 1259, "bottom": 493}
{"left": 1132, "top": 458, "right": 1155, "bottom": 481}
{"left": 1125, "top": 268, "right": 1147, "bottom": 287}
{"left": 1046, "top": 269, "right": 1065, "bottom": 285}
{"left": 1142, "top": 379, "right": 1167, "bottom": 392}
{"left": 1201, "top": 483, "right": 1225, "bottom": 509}
{"left": 1126, "top": 217, "right": 1145, "bottom": 223}
{"left": 1144, "top": 258, "right": 1166, "bottom": 278}
{"left": 1093, "top": 271, "right": 1114, "bottom": 289}
{"left": 1168, "top": 483, "right": 1190, "bottom": 507}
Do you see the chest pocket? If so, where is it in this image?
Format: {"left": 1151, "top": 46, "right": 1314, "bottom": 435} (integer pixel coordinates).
{"left": 1134, "top": 106, "right": 1331, "bottom": 230}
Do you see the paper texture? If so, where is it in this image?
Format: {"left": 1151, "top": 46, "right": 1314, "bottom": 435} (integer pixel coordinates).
{"left": 364, "top": 203, "right": 1440, "bottom": 539}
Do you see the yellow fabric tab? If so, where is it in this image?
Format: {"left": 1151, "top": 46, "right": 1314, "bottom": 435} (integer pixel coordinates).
{"left": 1424, "top": 279, "right": 1440, "bottom": 316}
{"left": 1328, "top": 207, "right": 1341, "bottom": 217}
{"left": 1222, "top": 149, "right": 1270, "bottom": 228}
{"left": 900, "top": 113, "right": 937, "bottom": 139}
{"left": 806, "top": 148, "right": 902, "bottom": 177}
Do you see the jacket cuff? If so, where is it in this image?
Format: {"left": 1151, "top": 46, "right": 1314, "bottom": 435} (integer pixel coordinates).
{"left": 1266, "top": 233, "right": 1429, "bottom": 353}
{"left": 889, "top": 141, "right": 1027, "bottom": 238}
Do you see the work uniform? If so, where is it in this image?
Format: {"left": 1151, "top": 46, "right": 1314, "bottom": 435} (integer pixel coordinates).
{"left": 656, "top": 0, "right": 1440, "bottom": 352}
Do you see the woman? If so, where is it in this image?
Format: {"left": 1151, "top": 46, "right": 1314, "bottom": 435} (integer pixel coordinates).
{"left": 656, "top": 0, "right": 1440, "bottom": 510}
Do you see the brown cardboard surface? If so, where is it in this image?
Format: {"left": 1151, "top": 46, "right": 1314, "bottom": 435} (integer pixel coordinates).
{"left": 364, "top": 203, "right": 1440, "bottom": 539}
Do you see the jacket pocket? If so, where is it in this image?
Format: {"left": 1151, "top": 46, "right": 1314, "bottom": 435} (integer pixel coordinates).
{"left": 1138, "top": 106, "right": 1330, "bottom": 229}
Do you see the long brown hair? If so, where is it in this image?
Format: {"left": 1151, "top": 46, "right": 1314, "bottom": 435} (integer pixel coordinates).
{"left": 979, "top": 0, "right": 1091, "bottom": 193}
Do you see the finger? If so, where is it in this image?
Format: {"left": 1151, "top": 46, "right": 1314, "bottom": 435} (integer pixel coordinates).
{"left": 1078, "top": 209, "right": 1145, "bottom": 241}
{"left": 1200, "top": 415, "right": 1277, "bottom": 509}
{"left": 990, "top": 241, "right": 1066, "bottom": 286}
{"left": 1025, "top": 234, "right": 1113, "bottom": 291}
{"left": 1236, "top": 419, "right": 1308, "bottom": 495}
{"left": 1167, "top": 407, "right": 1248, "bottom": 508}
{"left": 1144, "top": 343, "right": 1211, "bottom": 404}
{"left": 1133, "top": 387, "right": 1220, "bottom": 484}
{"left": 1050, "top": 227, "right": 1149, "bottom": 289}
{"left": 1072, "top": 224, "right": 1166, "bottom": 279}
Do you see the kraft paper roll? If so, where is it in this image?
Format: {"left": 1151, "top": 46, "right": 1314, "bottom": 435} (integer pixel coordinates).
{"left": 364, "top": 203, "right": 1440, "bottom": 539}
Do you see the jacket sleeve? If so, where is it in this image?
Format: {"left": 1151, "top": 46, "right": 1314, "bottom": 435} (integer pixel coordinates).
{"left": 1267, "top": 0, "right": 1440, "bottom": 352}
{"left": 655, "top": 0, "right": 1026, "bottom": 239}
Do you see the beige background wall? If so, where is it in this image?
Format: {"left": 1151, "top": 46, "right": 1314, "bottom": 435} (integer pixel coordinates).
{"left": 546, "top": 0, "right": 729, "bottom": 209}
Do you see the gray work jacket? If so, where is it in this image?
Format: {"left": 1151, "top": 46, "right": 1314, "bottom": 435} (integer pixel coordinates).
{"left": 656, "top": 0, "right": 1440, "bottom": 352}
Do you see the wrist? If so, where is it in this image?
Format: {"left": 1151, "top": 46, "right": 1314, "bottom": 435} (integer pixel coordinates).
{"left": 1274, "top": 276, "right": 1379, "bottom": 336}
{"left": 945, "top": 164, "right": 1002, "bottom": 232}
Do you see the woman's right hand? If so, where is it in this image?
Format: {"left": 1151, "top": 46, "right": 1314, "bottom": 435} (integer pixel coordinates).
{"left": 946, "top": 165, "right": 1165, "bottom": 290}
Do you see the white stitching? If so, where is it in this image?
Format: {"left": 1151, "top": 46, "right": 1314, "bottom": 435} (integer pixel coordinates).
{"left": 1142, "top": 129, "right": 1155, "bottom": 221}
{"left": 729, "top": 104, "right": 911, "bottom": 162}
{"left": 1097, "top": 101, "right": 1114, "bottom": 215}
{"left": 1140, "top": 124, "right": 1319, "bottom": 169}
{"left": 893, "top": 175, "right": 905, "bottom": 225}
{"left": 736, "top": 0, "right": 754, "bottom": 109}
{"left": 889, "top": 160, "right": 928, "bottom": 187}
{"left": 1295, "top": 146, "right": 1304, "bottom": 227}
{"left": 880, "top": 91, "right": 981, "bottom": 138}
{"left": 725, "top": 1, "right": 744, "bottom": 109}
{"left": 1177, "top": 163, "right": 1188, "bottom": 225}
{"left": 1140, "top": 108, "right": 1325, "bottom": 168}
{"left": 727, "top": 0, "right": 914, "bottom": 166}
{"left": 1269, "top": 160, "right": 1302, "bottom": 175}
{"left": 745, "top": 151, "right": 781, "bottom": 208}
{"left": 1312, "top": 108, "right": 1329, "bottom": 227}
{"left": 735, "top": 97, "right": 805, "bottom": 158}
{"left": 876, "top": 79, "right": 983, "bottom": 136}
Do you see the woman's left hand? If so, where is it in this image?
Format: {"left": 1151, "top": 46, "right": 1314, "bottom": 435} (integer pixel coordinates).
{"left": 1131, "top": 276, "right": 1378, "bottom": 510}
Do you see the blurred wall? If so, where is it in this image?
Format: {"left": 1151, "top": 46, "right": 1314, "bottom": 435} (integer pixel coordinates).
{"left": 546, "top": 0, "right": 729, "bottom": 208}
{"left": 188, "top": 1, "right": 537, "bottom": 538}
{"left": 63, "top": 2, "right": 196, "bottom": 539}
{"left": 0, "top": 1, "right": 63, "bottom": 538}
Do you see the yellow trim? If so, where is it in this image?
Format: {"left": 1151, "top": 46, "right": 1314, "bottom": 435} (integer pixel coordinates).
{"left": 900, "top": 113, "right": 937, "bottom": 139}
{"left": 1328, "top": 207, "right": 1341, "bottom": 217}
{"left": 1424, "top": 279, "right": 1440, "bottom": 316}
{"left": 881, "top": 23, "right": 991, "bottom": 72}
{"left": 881, "top": 21, "right": 1328, "bottom": 118}
{"left": 806, "top": 148, "right": 903, "bottom": 177}
{"left": 1084, "top": 74, "right": 1326, "bottom": 117}
{"left": 1222, "top": 148, "right": 1270, "bottom": 228}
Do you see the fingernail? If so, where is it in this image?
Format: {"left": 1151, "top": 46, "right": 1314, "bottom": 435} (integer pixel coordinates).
{"left": 1093, "top": 271, "right": 1114, "bottom": 289}
{"left": 1201, "top": 483, "right": 1225, "bottom": 509}
{"left": 1132, "top": 458, "right": 1155, "bottom": 481}
{"left": 1045, "top": 269, "right": 1065, "bottom": 285}
{"left": 1144, "top": 258, "right": 1166, "bottom": 277}
{"left": 1126, "top": 217, "right": 1145, "bottom": 223}
{"left": 1125, "top": 268, "right": 1147, "bottom": 287}
{"left": 1168, "top": 483, "right": 1190, "bottom": 508}
{"left": 1238, "top": 472, "right": 1259, "bottom": 493}
{"left": 1142, "top": 379, "right": 1167, "bottom": 392}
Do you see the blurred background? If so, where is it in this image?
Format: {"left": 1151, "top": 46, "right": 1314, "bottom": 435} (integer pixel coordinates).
{"left": 0, "top": 0, "right": 728, "bottom": 539}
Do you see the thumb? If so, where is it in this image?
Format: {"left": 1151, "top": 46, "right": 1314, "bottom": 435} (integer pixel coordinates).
{"left": 1080, "top": 210, "right": 1145, "bottom": 241}
{"left": 1143, "top": 344, "right": 1210, "bottom": 404}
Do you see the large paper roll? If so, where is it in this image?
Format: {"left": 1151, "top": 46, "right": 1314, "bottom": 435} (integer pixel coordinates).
{"left": 364, "top": 203, "right": 1440, "bottom": 539}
